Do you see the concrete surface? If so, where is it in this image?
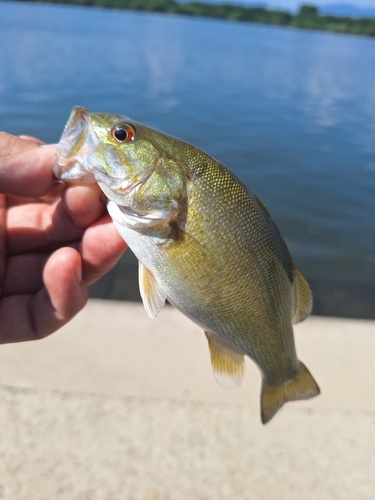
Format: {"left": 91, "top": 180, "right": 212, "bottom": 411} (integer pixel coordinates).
{"left": 0, "top": 299, "right": 374, "bottom": 499}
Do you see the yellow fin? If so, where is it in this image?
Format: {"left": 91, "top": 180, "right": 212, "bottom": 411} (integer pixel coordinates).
{"left": 139, "top": 261, "right": 167, "bottom": 320}
{"left": 261, "top": 362, "right": 320, "bottom": 424}
{"left": 205, "top": 332, "right": 245, "bottom": 389}
{"left": 292, "top": 266, "right": 313, "bottom": 324}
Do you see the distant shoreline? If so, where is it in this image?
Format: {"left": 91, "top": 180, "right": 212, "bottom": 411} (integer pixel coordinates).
{"left": 6, "top": 0, "right": 375, "bottom": 38}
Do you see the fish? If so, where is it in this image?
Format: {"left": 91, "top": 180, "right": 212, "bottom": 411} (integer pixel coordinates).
{"left": 54, "top": 106, "right": 320, "bottom": 424}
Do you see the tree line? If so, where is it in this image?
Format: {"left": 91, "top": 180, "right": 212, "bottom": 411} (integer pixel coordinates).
{"left": 10, "top": 0, "right": 375, "bottom": 37}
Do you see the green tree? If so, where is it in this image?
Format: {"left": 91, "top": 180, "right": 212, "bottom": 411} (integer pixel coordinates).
{"left": 297, "top": 5, "right": 318, "bottom": 17}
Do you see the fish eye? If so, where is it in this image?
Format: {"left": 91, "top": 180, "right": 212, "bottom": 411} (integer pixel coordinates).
{"left": 114, "top": 128, "right": 127, "bottom": 141}
{"left": 111, "top": 124, "right": 136, "bottom": 143}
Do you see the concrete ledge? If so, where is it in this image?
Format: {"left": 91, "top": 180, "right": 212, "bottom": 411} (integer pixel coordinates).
{"left": 1, "top": 299, "right": 374, "bottom": 499}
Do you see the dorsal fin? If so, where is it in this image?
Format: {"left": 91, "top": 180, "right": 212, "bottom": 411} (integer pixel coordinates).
{"left": 205, "top": 332, "right": 245, "bottom": 389}
{"left": 292, "top": 266, "right": 313, "bottom": 324}
{"left": 139, "top": 261, "right": 167, "bottom": 320}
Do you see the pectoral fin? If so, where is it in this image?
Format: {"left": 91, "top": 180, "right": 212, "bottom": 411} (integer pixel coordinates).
{"left": 139, "top": 262, "right": 167, "bottom": 320}
{"left": 205, "top": 332, "right": 245, "bottom": 389}
{"left": 292, "top": 266, "right": 313, "bottom": 324}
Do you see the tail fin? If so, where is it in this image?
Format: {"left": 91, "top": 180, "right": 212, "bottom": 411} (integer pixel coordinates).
{"left": 261, "top": 362, "right": 320, "bottom": 424}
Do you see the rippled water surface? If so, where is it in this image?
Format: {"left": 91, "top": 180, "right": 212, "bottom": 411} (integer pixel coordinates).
{"left": 1, "top": 1, "right": 375, "bottom": 287}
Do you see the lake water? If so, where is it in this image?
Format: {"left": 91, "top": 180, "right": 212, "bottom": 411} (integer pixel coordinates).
{"left": 1, "top": 1, "right": 375, "bottom": 316}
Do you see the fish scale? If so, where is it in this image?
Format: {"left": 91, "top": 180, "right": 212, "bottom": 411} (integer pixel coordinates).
{"left": 54, "top": 106, "right": 320, "bottom": 424}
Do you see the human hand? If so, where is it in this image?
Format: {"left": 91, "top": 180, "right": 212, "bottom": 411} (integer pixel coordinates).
{"left": 0, "top": 132, "right": 127, "bottom": 343}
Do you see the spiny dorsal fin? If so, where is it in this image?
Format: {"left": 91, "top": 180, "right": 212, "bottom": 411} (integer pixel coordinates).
{"left": 139, "top": 261, "right": 167, "bottom": 320}
{"left": 292, "top": 266, "right": 313, "bottom": 324}
{"left": 205, "top": 332, "right": 245, "bottom": 389}
{"left": 261, "top": 362, "right": 320, "bottom": 424}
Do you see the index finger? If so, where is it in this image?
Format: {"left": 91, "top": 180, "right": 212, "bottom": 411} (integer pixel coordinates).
{"left": 0, "top": 132, "right": 57, "bottom": 198}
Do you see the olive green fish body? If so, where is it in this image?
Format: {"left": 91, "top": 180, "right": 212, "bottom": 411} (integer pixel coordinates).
{"left": 55, "top": 107, "right": 320, "bottom": 423}
{"left": 149, "top": 148, "right": 298, "bottom": 383}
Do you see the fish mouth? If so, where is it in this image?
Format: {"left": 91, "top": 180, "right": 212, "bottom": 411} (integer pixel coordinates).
{"left": 53, "top": 106, "right": 146, "bottom": 199}
{"left": 57, "top": 106, "right": 91, "bottom": 159}
{"left": 53, "top": 106, "right": 98, "bottom": 184}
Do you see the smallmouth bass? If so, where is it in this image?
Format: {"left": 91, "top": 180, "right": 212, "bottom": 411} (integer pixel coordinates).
{"left": 54, "top": 106, "right": 320, "bottom": 424}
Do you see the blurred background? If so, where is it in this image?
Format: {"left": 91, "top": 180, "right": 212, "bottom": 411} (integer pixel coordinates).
{"left": 1, "top": 0, "right": 375, "bottom": 318}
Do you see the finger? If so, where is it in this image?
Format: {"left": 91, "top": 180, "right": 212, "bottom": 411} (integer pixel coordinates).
{"left": 18, "top": 135, "right": 45, "bottom": 146}
{"left": 2, "top": 253, "right": 46, "bottom": 295}
{"left": 0, "top": 132, "right": 57, "bottom": 197}
{"left": 0, "top": 195, "right": 6, "bottom": 291}
{"left": 0, "top": 247, "right": 88, "bottom": 343}
{"left": 2, "top": 243, "right": 81, "bottom": 295}
{"left": 41, "top": 247, "right": 88, "bottom": 332}
{"left": 38, "top": 183, "right": 65, "bottom": 203}
{"left": 2, "top": 252, "right": 49, "bottom": 295}
{"left": 6, "top": 183, "right": 64, "bottom": 207}
{"left": 6, "top": 199, "right": 84, "bottom": 254}
{"left": 80, "top": 214, "right": 127, "bottom": 285}
{"left": 3, "top": 217, "right": 126, "bottom": 293}
{"left": 61, "top": 183, "right": 106, "bottom": 228}
{"left": 6, "top": 195, "right": 41, "bottom": 206}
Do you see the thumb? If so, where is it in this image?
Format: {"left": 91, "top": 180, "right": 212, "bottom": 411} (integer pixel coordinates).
{"left": 0, "top": 132, "right": 57, "bottom": 197}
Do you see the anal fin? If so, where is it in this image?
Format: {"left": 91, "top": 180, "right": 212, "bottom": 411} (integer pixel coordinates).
{"left": 205, "top": 332, "right": 245, "bottom": 389}
{"left": 139, "top": 261, "right": 167, "bottom": 320}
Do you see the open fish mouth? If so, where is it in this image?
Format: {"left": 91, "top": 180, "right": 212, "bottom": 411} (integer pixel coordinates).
{"left": 57, "top": 106, "right": 91, "bottom": 159}
{"left": 53, "top": 106, "right": 145, "bottom": 200}
{"left": 53, "top": 106, "right": 99, "bottom": 184}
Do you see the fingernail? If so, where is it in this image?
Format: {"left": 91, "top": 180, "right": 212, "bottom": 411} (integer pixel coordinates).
{"left": 40, "top": 143, "right": 58, "bottom": 149}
